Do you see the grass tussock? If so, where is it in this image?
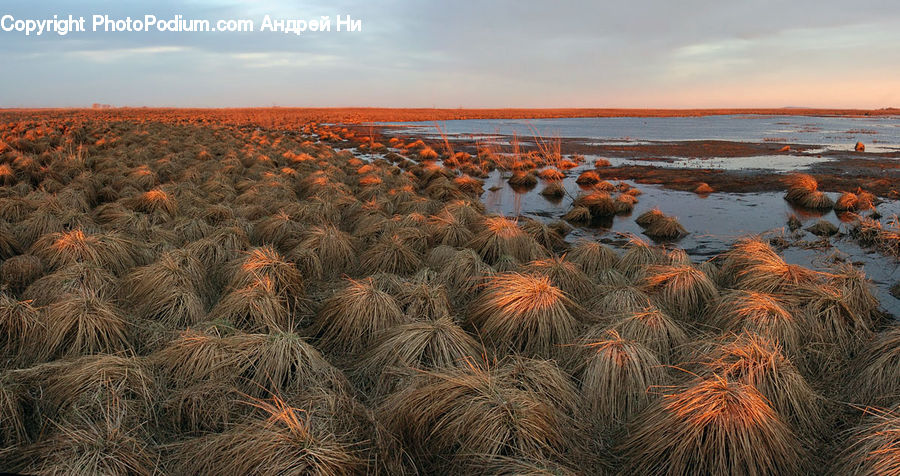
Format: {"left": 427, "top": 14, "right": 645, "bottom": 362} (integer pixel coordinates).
{"left": 641, "top": 264, "right": 718, "bottom": 320}
{"left": 469, "top": 216, "right": 545, "bottom": 264}
{"left": 846, "top": 325, "right": 900, "bottom": 406}
{"left": 712, "top": 290, "right": 805, "bottom": 357}
{"left": 697, "top": 333, "right": 823, "bottom": 436}
{"left": 313, "top": 277, "right": 406, "bottom": 355}
{"left": 566, "top": 240, "right": 620, "bottom": 278}
{"left": 784, "top": 173, "right": 834, "bottom": 210}
{"left": 620, "top": 376, "right": 806, "bottom": 475}
{"left": 833, "top": 405, "right": 900, "bottom": 475}
{"left": 468, "top": 273, "right": 579, "bottom": 357}
{"left": 173, "top": 394, "right": 367, "bottom": 475}
{"left": 610, "top": 307, "right": 688, "bottom": 364}
{"left": 379, "top": 363, "right": 576, "bottom": 473}
{"left": 523, "top": 256, "right": 594, "bottom": 300}
{"left": 569, "top": 329, "right": 667, "bottom": 427}
{"left": 356, "top": 316, "right": 482, "bottom": 397}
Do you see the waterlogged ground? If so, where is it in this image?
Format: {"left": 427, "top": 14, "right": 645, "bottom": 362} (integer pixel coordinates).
{"left": 380, "top": 114, "right": 900, "bottom": 151}
{"left": 478, "top": 163, "right": 900, "bottom": 316}
{"left": 370, "top": 115, "right": 900, "bottom": 316}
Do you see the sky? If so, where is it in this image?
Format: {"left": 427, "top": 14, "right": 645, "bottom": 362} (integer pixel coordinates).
{"left": 1, "top": 0, "right": 899, "bottom": 108}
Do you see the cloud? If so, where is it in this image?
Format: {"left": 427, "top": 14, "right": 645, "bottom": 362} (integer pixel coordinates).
{"left": 0, "top": 0, "right": 898, "bottom": 107}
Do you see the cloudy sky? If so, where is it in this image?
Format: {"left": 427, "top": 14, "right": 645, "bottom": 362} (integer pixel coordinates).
{"left": 1, "top": 0, "right": 898, "bottom": 108}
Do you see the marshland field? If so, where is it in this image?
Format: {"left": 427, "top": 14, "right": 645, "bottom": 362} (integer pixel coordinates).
{"left": 0, "top": 107, "right": 899, "bottom": 475}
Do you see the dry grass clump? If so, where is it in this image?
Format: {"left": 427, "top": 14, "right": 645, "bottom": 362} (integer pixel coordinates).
{"left": 569, "top": 329, "right": 667, "bottom": 427}
{"left": 210, "top": 277, "right": 292, "bottom": 332}
{"left": 846, "top": 326, "right": 900, "bottom": 406}
{"left": 227, "top": 246, "right": 306, "bottom": 305}
{"left": 11, "top": 415, "right": 159, "bottom": 476}
{"left": 0, "top": 292, "right": 39, "bottom": 359}
{"left": 561, "top": 205, "right": 591, "bottom": 224}
{"left": 591, "top": 283, "right": 653, "bottom": 319}
{"left": 34, "top": 353, "right": 156, "bottom": 421}
{"left": 135, "top": 187, "right": 177, "bottom": 217}
{"left": 0, "top": 373, "right": 27, "bottom": 449}
{"left": 784, "top": 173, "right": 834, "bottom": 210}
{"left": 566, "top": 240, "right": 619, "bottom": 278}
{"left": 360, "top": 233, "right": 421, "bottom": 275}
{"left": 313, "top": 277, "right": 406, "bottom": 355}
{"left": 620, "top": 376, "right": 806, "bottom": 475}
{"left": 523, "top": 256, "right": 594, "bottom": 300}
{"left": 31, "top": 229, "right": 144, "bottom": 274}
{"left": 575, "top": 170, "right": 601, "bottom": 185}
{"left": 251, "top": 209, "right": 304, "bottom": 250}
{"left": 833, "top": 405, "right": 900, "bottom": 475}
{"left": 236, "top": 331, "right": 349, "bottom": 397}
{"left": 610, "top": 307, "right": 688, "bottom": 363}
{"left": 436, "top": 247, "right": 494, "bottom": 303}
{"left": 394, "top": 272, "right": 452, "bottom": 320}
{"left": 427, "top": 209, "right": 474, "bottom": 247}
{"left": 711, "top": 290, "right": 804, "bottom": 356}
{"left": 297, "top": 224, "right": 357, "bottom": 278}
{"left": 718, "top": 237, "right": 781, "bottom": 283}
{"left": 469, "top": 216, "right": 545, "bottom": 264}
{"left": 802, "top": 285, "right": 874, "bottom": 350}
{"left": 468, "top": 273, "right": 579, "bottom": 357}
{"left": 573, "top": 191, "right": 617, "bottom": 217}
{"left": 697, "top": 333, "right": 823, "bottom": 436}
{"left": 642, "top": 215, "right": 688, "bottom": 240}
{"left": 520, "top": 218, "right": 567, "bottom": 252}
{"left": 538, "top": 168, "right": 565, "bottom": 181}
{"left": 36, "top": 291, "right": 130, "bottom": 360}
{"left": 828, "top": 262, "right": 880, "bottom": 320}
{"left": 733, "top": 252, "right": 821, "bottom": 296}
{"left": 173, "top": 394, "right": 366, "bottom": 475}
{"left": 356, "top": 317, "right": 481, "bottom": 396}
{"left": 379, "top": 363, "right": 575, "bottom": 473}
{"left": 539, "top": 180, "right": 566, "bottom": 199}
{"left": 635, "top": 208, "right": 665, "bottom": 227}
{"left": 122, "top": 251, "right": 207, "bottom": 327}
{"left": 617, "top": 237, "right": 669, "bottom": 278}
{"left": 641, "top": 264, "right": 718, "bottom": 320}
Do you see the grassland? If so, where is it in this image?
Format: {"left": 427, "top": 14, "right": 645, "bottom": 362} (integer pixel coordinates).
{"left": 0, "top": 109, "right": 897, "bottom": 475}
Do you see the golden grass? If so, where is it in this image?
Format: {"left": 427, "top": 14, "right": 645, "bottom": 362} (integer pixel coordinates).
{"left": 833, "top": 405, "right": 900, "bottom": 475}
{"left": 379, "top": 363, "right": 575, "bottom": 473}
{"left": 566, "top": 240, "right": 620, "bottom": 278}
{"left": 610, "top": 307, "right": 688, "bottom": 364}
{"left": 642, "top": 215, "right": 688, "bottom": 240}
{"left": 297, "top": 224, "right": 357, "bottom": 278}
{"left": 174, "top": 394, "right": 366, "bottom": 475}
{"left": 569, "top": 329, "right": 667, "bottom": 427}
{"left": 468, "top": 273, "right": 579, "bottom": 357}
{"left": 641, "top": 264, "right": 718, "bottom": 320}
{"left": 436, "top": 248, "right": 495, "bottom": 304}
{"left": 356, "top": 316, "right": 481, "bottom": 397}
{"left": 210, "top": 276, "right": 292, "bottom": 333}
{"left": 37, "top": 291, "right": 130, "bottom": 360}
{"left": 0, "top": 292, "right": 39, "bottom": 360}
{"left": 360, "top": 233, "right": 422, "bottom": 275}
{"left": 711, "top": 290, "right": 805, "bottom": 357}
{"left": 523, "top": 256, "right": 594, "bottom": 300}
{"left": 697, "top": 333, "right": 823, "bottom": 436}
{"left": 846, "top": 326, "right": 900, "bottom": 406}
{"left": 469, "top": 216, "right": 545, "bottom": 264}
{"left": 427, "top": 209, "right": 474, "bottom": 247}
{"left": 620, "top": 376, "right": 806, "bottom": 475}
{"left": 313, "top": 277, "right": 406, "bottom": 354}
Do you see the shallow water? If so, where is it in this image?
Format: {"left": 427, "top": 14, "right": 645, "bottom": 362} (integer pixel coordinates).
{"left": 478, "top": 162, "right": 900, "bottom": 316}
{"left": 371, "top": 114, "right": 900, "bottom": 315}
{"left": 600, "top": 154, "right": 835, "bottom": 172}
{"left": 379, "top": 115, "right": 900, "bottom": 151}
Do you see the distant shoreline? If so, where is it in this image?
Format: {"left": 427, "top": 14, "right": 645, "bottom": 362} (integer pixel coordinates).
{"left": 0, "top": 107, "right": 898, "bottom": 124}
